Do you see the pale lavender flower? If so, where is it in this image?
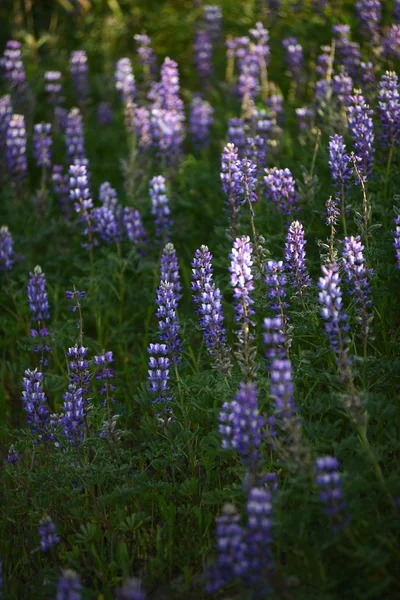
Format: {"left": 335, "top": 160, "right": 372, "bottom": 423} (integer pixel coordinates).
{"left": 296, "top": 106, "right": 314, "bottom": 133}
{"left": 318, "top": 263, "right": 349, "bottom": 353}
{"left": 263, "top": 316, "right": 286, "bottom": 360}
{"left": 346, "top": 92, "right": 374, "bottom": 180}
{"left": 264, "top": 167, "right": 298, "bottom": 217}
{"left": 377, "top": 71, "right": 400, "bottom": 149}
{"left": 227, "top": 117, "right": 246, "bottom": 150}
{"left": 33, "top": 123, "right": 52, "bottom": 169}
{"left": 0, "top": 94, "right": 12, "bottom": 158}
{"left": 69, "top": 50, "right": 89, "bottom": 105}
{"left": 38, "top": 516, "right": 60, "bottom": 551}
{"left": 149, "top": 175, "right": 172, "bottom": 242}
{"left": 65, "top": 108, "right": 86, "bottom": 164}
{"left": 230, "top": 236, "right": 255, "bottom": 325}
{"left": 0, "top": 41, "right": 28, "bottom": 104}
{"left": 6, "top": 113, "right": 27, "bottom": 182}
{"left": 115, "top": 58, "right": 135, "bottom": 105}
{"left": 342, "top": 236, "right": 373, "bottom": 342}
{"left": 27, "top": 265, "right": 50, "bottom": 327}
{"left": 221, "top": 143, "right": 242, "bottom": 233}
{"left": 194, "top": 28, "right": 213, "bottom": 80}
{"left": 332, "top": 71, "right": 353, "bottom": 105}
{"left": 204, "top": 5, "right": 223, "bottom": 41}
{"left": 328, "top": 134, "right": 352, "bottom": 190}
{"left": 0, "top": 225, "right": 14, "bottom": 272}
{"left": 315, "top": 456, "right": 348, "bottom": 531}
{"left": 92, "top": 206, "right": 121, "bottom": 244}
{"left": 123, "top": 207, "right": 147, "bottom": 247}
{"left": 44, "top": 71, "right": 63, "bottom": 107}
{"left": 55, "top": 569, "right": 81, "bottom": 600}
{"left": 135, "top": 33, "right": 156, "bottom": 72}
{"left": 190, "top": 95, "right": 213, "bottom": 148}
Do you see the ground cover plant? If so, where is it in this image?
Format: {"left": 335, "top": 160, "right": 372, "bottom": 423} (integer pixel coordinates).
{"left": 1, "top": 0, "right": 400, "bottom": 598}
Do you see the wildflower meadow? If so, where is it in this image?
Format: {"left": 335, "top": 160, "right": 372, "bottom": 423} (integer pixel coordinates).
{"left": 1, "top": 0, "right": 400, "bottom": 598}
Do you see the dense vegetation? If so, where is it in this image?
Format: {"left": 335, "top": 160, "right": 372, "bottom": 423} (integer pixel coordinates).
{"left": 1, "top": 0, "right": 400, "bottom": 598}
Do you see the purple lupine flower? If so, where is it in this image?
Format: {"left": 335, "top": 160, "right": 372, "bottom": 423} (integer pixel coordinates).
{"left": 356, "top": 0, "right": 381, "bottom": 45}
{"left": 328, "top": 134, "right": 352, "bottom": 189}
{"left": 0, "top": 225, "right": 14, "bottom": 272}
{"left": 360, "top": 61, "right": 375, "bottom": 96}
{"left": 33, "top": 123, "right": 52, "bottom": 169}
{"left": 27, "top": 265, "right": 50, "bottom": 334}
{"left": 204, "top": 5, "right": 223, "bottom": 41}
{"left": 190, "top": 95, "right": 213, "bottom": 148}
{"left": 69, "top": 164, "right": 95, "bottom": 249}
{"left": 94, "top": 351, "right": 116, "bottom": 406}
{"left": 115, "top": 58, "right": 135, "bottom": 105}
{"left": 219, "top": 382, "right": 264, "bottom": 462}
{"left": 22, "top": 369, "right": 50, "bottom": 440}
{"left": 230, "top": 236, "right": 255, "bottom": 325}
{"left": 221, "top": 143, "right": 242, "bottom": 233}
{"left": 52, "top": 165, "right": 70, "bottom": 213}
{"left": 266, "top": 89, "right": 284, "bottom": 124}
{"left": 245, "top": 486, "right": 273, "bottom": 586}
{"left": 264, "top": 167, "right": 298, "bottom": 217}
{"left": 394, "top": 214, "right": 400, "bottom": 268}
{"left": 194, "top": 28, "right": 213, "bottom": 80}
{"left": 123, "top": 207, "right": 147, "bottom": 247}
{"left": 97, "top": 101, "right": 112, "bottom": 126}
{"left": 285, "top": 221, "right": 311, "bottom": 294}
{"left": 147, "top": 343, "right": 171, "bottom": 406}
{"left": 6, "top": 113, "right": 27, "bottom": 182}
{"left": 295, "top": 106, "right": 314, "bottom": 134}
{"left": 382, "top": 25, "right": 400, "bottom": 61}
{"left": 152, "top": 57, "right": 185, "bottom": 114}
{"left": 249, "top": 21, "right": 270, "bottom": 73}
{"left": 38, "top": 516, "right": 60, "bottom": 551}
{"left": 149, "top": 175, "right": 172, "bottom": 242}
{"left": 69, "top": 50, "right": 89, "bottom": 105}
{"left": 61, "top": 384, "right": 85, "bottom": 443}
{"left": 44, "top": 71, "right": 63, "bottom": 107}
{"left": 346, "top": 92, "right": 374, "bottom": 181}
{"left": 227, "top": 118, "right": 246, "bottom": 150}
{"left": 204, "top": 503, "right": 247, "bottom": 593}
{"left": 0, "top": 41, "right": 28, "bottom": 103}
{"left": 66, "top": 345, "right": 91, "bottom": 397}
{"left": 191, "top": 245, "right": 231, "bottom": 373}
{"left": 395, "top": 0, "right": 400, "bottom": 21}
{"left": 160, "top": 243, "right": 182, "bottom": 298}
{"left": 315, "top": 456, "right": 348, "bottom": 531}
{"left": 65, "top": 108, "right": 86, "bottom": 164}
{"left": 263, "top": 316, "right": 286, "bottom": 360}
{"left": 92, "top": 206, "right": 121, "bottom": 244}
{"left": 342, "top": 236, "right": 373, "bottom": 342}
{"left": 150, "top": 107, "right": 185, "bottom": 157}
{"left": 134, "top": 106, "right": 152, "bottom": 149}
{"left": 282, "top": 37, "right": 304, "bottom": 83}
{"left": 332, "top": 71, "right": 353, "bottom": 105}
{"left": 325, "top": 195, "right": 340, "bottom": 227}
{"left": 332, "top": 27, "right": 361, "bottom": 80}
{"left": 377, "top": 71, "right": 400, "bottom": 149}
{"left": 99, "top": 181, "right": 118, "bottom": 209}
{"left": 0, "top": 94, "right": 12, "bottom": 158}
{"left": 135, "top": 33, "right": 156, "bottom": 72}
{"left": 156, "top": 281, "right": 182, "bottom": 364}
{"left": 55, "top": 569, "right": 81, "bottom": 600}
{"left": 269, "top": 358, "right": 297, "bottom": 444}
{"left": 264, "top": 260, "right": 288, "bottom": 314}
{"left": 4, "top": 445, "right": 21, "bottom": 464}
{"left": 318, "top": 264, "right": 349, "bottom": 353}
{"left": 117, "top": 578, "right": 146, "bottom": 600}
{"left": 239, "top": 158, "right": 257, "bottom": 205}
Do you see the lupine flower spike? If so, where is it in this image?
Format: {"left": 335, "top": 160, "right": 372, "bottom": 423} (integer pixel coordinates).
{"left": 315, "top": 456, "right": 349, "bottom": 531}
{"left": 55, "top": 569, "right": 81, "bottom": 600}
{"left": 285, "top": 221, "right": 311, "bottom": 296}
{"left": 149, "top": 176, "right": 172, "bottom": 243}
{"left": 0, "top": 225, "right": 14, "bottom": 272}
{"left": 38, "top": 515, "right": 60, "bottom": 551}
{"left": 27, "top": 265, "right": 51, "bottom": 365}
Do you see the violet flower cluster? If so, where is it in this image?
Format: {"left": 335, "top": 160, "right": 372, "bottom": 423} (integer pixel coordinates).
{"left": 356, "top": 0, "right": 381, "bottom": 45}
{"left": 194, "top": 27, "right": 213, "bottom": 80}
{"left": 263, "top": 316, "right": 286, "bottom": 360}
{"left": 65, "top": 108, "right": 86, "bottom": 165}
{"left": 190, "top": 95, "right": 214, "bottom": 148}
{"left": 0, "top": 41, "right": 28, "bottom": 104}
{"left": 94, "top": 351, "right": 116, "bottom": 407}
{"left": 0, "top": 225, "right": 14, "bottom": 272}
{"left": 69, "top": 50, "right": 89, "bottom": 105}
{"left": 285, "top": 220, "right": 311, "bottom": 295}
{"left": 191, "top": 245, "right": 231, "bottom": 373}
{"left": 56, "top": 569, "right": 81, "bottom": 600}
{"left": 346, "top": 92, "right": 374, "bottom": 181}
{"left": 149, "top": 175, "right": 172, "bottom": 242}
{"left": 155, "top": 281, "right": 182, "bottom": 365}
{"left": 147, "top": 343, "right": 172, "bottom": 407}
{"left": 134, "top": 33, "right": 156, "bottom": 73}
{"left": 328, "top": 134, "right": 352, "bottom": 190}
{"left": 27, "top": 265, "right": 51, "bottom": 361}
{"left": 230, "top": 236, "right": 255, "bottom": 327}
{"left": 318, "top": 264, "right": 349, "bottom": 354}
{"left": 264, "top": 167, "right": 298, "bottom": 217}
{"left": 394, "top": 214, "right": 400, "bottom": 269}
{"left": 33, "top": 123, "right": 52, "bottom": 169}
{"left": 377, "top": 71, "right": 400, "bottom": 149}
{"left": 342, "top": 236, "right": 373, "bottom": 342}
{"left": 282, "top": 37, "right": 304, "bottom": 84}
{"left": 52, "top": 165, "right": 70, "bottom": 213}
{"left": 315, "top": 456, "right": 348, "bottom": 531}
{"left": 160, "top": 243, "right": 182, "bottom": 298}
{"left": 38, "top": 516, "right": 60, "bottom": 551}
{"left": 6, "top": 113, "right": 27, "bottom": 183}
{"left": 221, "top": 143, "right": 242, "bottom": 233}
{"left": 22, "top": 368, "right": 50, "bottom": 442}
{"left": 115, "top": 58, "right": 136, "bottom": 105}
{"left": 69, "top": 164, "right": 95, "bottom": 249}
{"left": 264, "top": 260, "right": 288, "bottom": 314}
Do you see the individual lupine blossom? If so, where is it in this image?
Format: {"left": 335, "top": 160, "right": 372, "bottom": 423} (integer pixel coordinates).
{"left": 264, "top": 167, "right": 298, "bottom": 218}
{"left": 382, "top": 25, "right": 400, "bottom": 61}
{"left": 332, "top": 71, "right": 353, "bottom": 105}
{"left": 69, "top": 50, "right": 89, "bottom": 105}
{"left": 227, "top": 117, "right": 246, "bottom": 150}
{"left": 65, "top": 108, "right": 86, "bottom": 164}
{"left": 147, "top": 343, "right": 171, "bottom": 406}
{"left": 265, "top": 260, "right": 288, "bottom": 315}
{"left": 204, "top": 5, "right": 223, "bottom": 41}
{"left": 160, "top": 243, "right": 182, "bottom": 298}
{"left": 27, "top": 266, "right": 51, "bottom": 351}
{"left": 115, "top": 58, "right": 135, "bottom": 105}
{"left": 5, "top": 444, "right": 21, "bottom": 464}
{"left": 204, "top": 503, "right": 248, "bottom": 593}
{"left": 221, "top": 143, "right": 242, "bottom": 231}
{"left": 0, "top": 41, "right": 27, "bottom": 100}
{"left": 149, "top": 175, "right": 172, "bottom": 242}
{"left": 156, "top": 281, "right": 182, "bottom": 364}
{"left": 318, "top": 264, "right": 349, "bottom": 354}
{"left": 315, "top": 456, "right": 348, "bottom": 531}
{"left": 22, "top": 369, "right": 50, "bottom": 441}
{"left": 0, "top": 225, "right": 14, "bottom": 272}
{"left": 117, "top": 578, "right": 146, "bottom": 600}
{"left": 377, "top": 71, "right": 400, "bottom": 149}
{"left": 263, "top": 316, "right": 286, "bottom": 360}
{"left": 295, "top": 106, "right": 314, "bottom": 133}
{"left": 191, "top": 246, "right": 231, "bottom": 373}
{"left": 61, "top": 382, "right": 85, "bottom": 443}
{"left": 394, "top": 214, "right": 400, "bottom": 268}
{"left": 52, "top": 165, "right": 70, "bottom": 213}
{"left": 55, "top": 569, "right": 81, "bottom": 600}
{"left": 285, "top": 221, "right": 311, "bottom": 294}
{"left": 134, "top": 33, "right": 156, "bottom": 72}
{"left": 66, "top": 345, "right": 91, "bottom": 398}
{"left": 282, "top": 37, "right": 304, "bottom": 83}
{"left": 123, "top": 207, "right": 147, "bottom": 247}
{"left": 33, "top": 123, "right": 52, "bottom": 169}
{"left": 97, "top": 101, "right": 112, "bottom": 125}
{"left": 44, "top": 71, "right": 63, "bottom": 106}
{"left": 94, "top": 351, "right": 116, "bottom": 406}
{"left": 38, "top": 516, "right": 60, "bottom": 551}
{"left": 346, "top": 92, "right": 374, "bottom": 181}
{"left": 219, "top": 382, "right": 264, "bottom": 464}
{"left": 249, "top": 21, "right": 270, "bottom": 71}
{"left": 0, "top": 94, "right": 12, "bottom": 156}
{"left": 356, "top": 0, "right": 381, "bottom": 45}
{"left": 328, "top": 134, "right": 352, "bottom": 190}
{"left": 230, "top": 236, "right": 255, "bottom": 326}
{"left": 342, "top": 236, "right": 373, "bottom": 341}
{"left": 190, "top": 95, "right": 213, "bottom": 148}
{"left": 6, "top": 113, "right": 27, "bottom": 182}
{"left": 194, "top": 27, "right": 213, "bottom": 80}
{"left": 69, "top": 164, "right": 95, "bottom": 248}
